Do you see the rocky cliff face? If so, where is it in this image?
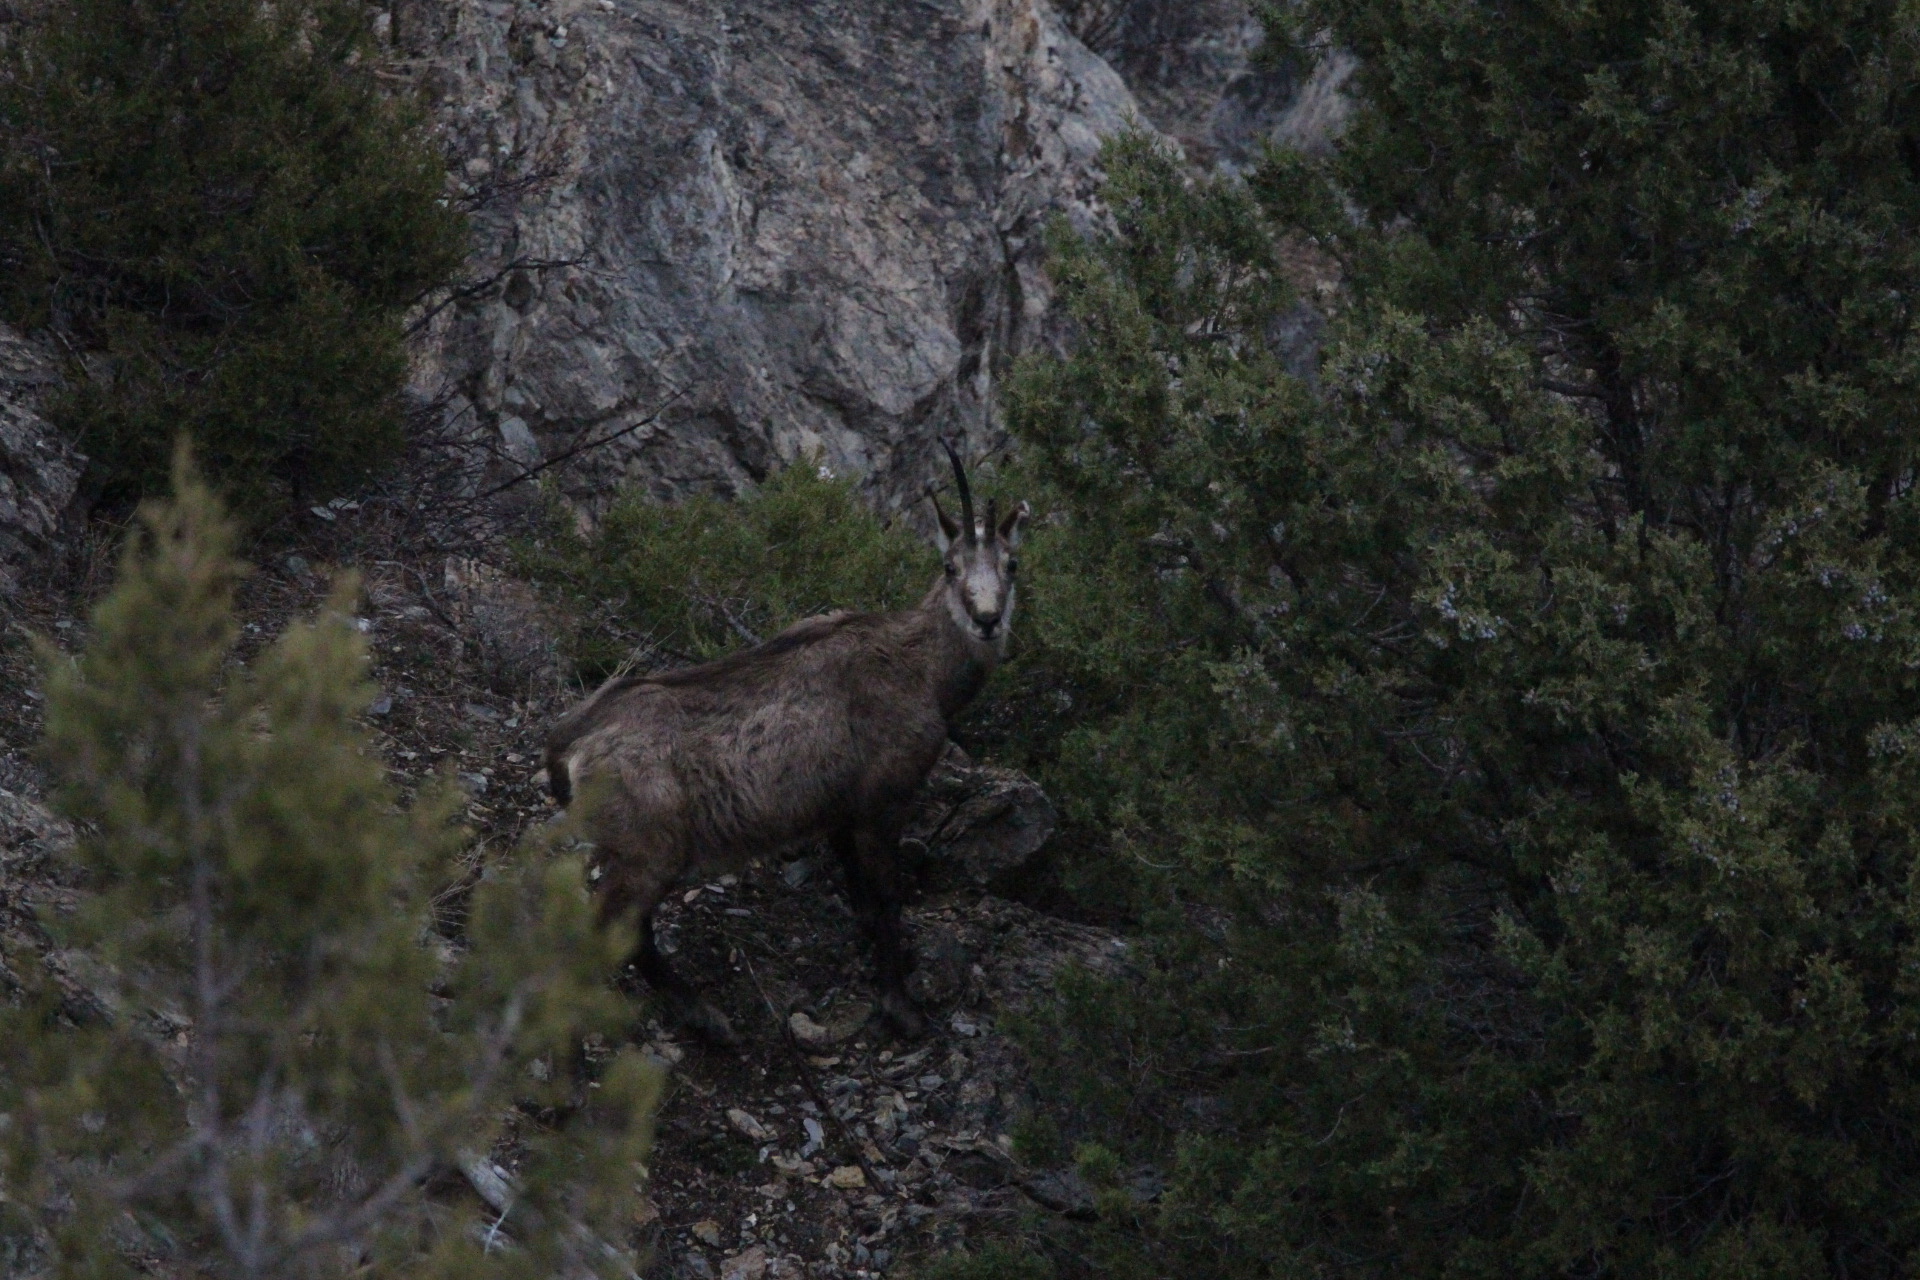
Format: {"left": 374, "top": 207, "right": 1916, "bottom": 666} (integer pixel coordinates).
{"left": 0, "top": 324, "right": 81, "bottom": 594}
{"left": 0, "top": 1, "right": 1344, "bottom": 574}
{"left": 1054, "top": 0, "right": 1353, "bottom": 169}
{"left": 400, "top": 0, "right": 1150, "bottom": 516}
{"left": 398, "top": 0, "right": 1340, "bottom": 515}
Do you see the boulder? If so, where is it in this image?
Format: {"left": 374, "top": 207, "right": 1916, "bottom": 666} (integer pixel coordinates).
{"left": 905, "top": 742, "right": 1056, "bottom": 892}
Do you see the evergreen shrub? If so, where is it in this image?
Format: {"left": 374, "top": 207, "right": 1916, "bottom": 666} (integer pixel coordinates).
{"left": 0, "top": 0, "right": 466, "bottom": 517}
{"left": 514, "top": 5, "right": 1920, "bottom": 1268}
{"left": 914, "top": 1244, "right": 1056, "bottom": 1280}
{"left": 522, "top": 464, "right": 941, "bottom": 682}
{"left": 1, "top": 455, "right": 656, "bottom": 1278}
{"left": 973, "top": 0, "right": 1920, "bottom": 1262}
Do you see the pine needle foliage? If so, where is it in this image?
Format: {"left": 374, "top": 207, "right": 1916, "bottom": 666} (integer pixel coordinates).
{"left": 523, "top": 464, "right": 934, "bottom": 681}
{"left": 0, "top": 455, "right": 658, "bottom": 1279}
{"left": 974, "top": 0, "right": 1920, "bottom": 1267}
{"left": 0, "top": 0, "right": 466, "bottom": 517}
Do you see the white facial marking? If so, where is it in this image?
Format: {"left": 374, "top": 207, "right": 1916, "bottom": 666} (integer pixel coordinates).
{"left": 936, "top": 500, "right": 1025, "bottom": 657}
{"left": 943, "top": 541, "right": 1012, "bottom": 653}
{"left": 965, "top": 564, "right": 1000, "bottom": 621}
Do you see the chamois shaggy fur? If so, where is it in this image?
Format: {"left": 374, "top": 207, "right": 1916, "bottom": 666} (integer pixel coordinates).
{"left": 545, "top": 451, "right": 1028, "bottom": 1041}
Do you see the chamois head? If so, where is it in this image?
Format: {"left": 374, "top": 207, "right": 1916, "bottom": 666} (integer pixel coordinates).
{"left": 929, "top": 441, "right": 1029, "bottom": 651}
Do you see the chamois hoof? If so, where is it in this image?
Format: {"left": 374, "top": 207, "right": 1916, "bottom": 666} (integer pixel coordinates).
{"left": 877, "top": 989, "right": 928, "bottom": 1039}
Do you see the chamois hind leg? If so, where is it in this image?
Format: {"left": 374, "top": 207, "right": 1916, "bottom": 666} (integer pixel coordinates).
{"left": 596, "top": 837, "right": 739, "bottom": 1049}
{"left": 833, "top": 811, "right": 925, "bottom": 1038}
{"left": 627, "top": 910, "right": 739, "bottom": 1049}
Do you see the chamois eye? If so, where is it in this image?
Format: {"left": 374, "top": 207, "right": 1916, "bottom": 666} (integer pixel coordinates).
{"left": 1006, "top": 557, "right": 1019, "bottom": 575}
{"left": 945, "top": 562, "right": 957, "bottom": 577}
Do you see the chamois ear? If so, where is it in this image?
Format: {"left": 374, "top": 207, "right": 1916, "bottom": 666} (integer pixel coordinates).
{"left": 929, "top": 489, "right": 961, "bottom": 553}
{"left": 999, "top": 500, "right": 1030, "bottom": 549}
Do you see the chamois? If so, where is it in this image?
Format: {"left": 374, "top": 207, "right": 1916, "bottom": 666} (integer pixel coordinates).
{"left": 545, "top": 445, "right": 1028, "bottom": 1042}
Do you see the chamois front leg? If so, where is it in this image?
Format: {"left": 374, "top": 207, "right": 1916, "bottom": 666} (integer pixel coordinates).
{"left": 833, "top": 810, "right": 926, "bottom": 1038}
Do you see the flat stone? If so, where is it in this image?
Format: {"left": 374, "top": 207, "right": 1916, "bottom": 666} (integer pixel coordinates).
{"left": 726, "top": 1108, "right": 773, "bottom": 1143}
{"left": 826, "top": 1164, "right": 867, "bottom": 1190}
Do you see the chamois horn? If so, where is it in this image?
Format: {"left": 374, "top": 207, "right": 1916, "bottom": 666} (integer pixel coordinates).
{"left": 942, "top": 439, "right": 976, "bottom": 544}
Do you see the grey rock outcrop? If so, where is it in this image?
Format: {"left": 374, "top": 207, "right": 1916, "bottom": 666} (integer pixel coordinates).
{"left": 399, "top": 0, "right": 1154, "bottom": 513}
{"left": 0, "top": 3, "right": 1353, "bottom": 572}
{"left": 905, "top": 743, "right": 1057, "bottom": 892}
{"left": 0, "top": 324, "right": 81, "bottom": 593}
{"left": 1056, "top": 0, "right": 1354, "bottom": 169}
{"left": 0, "top": 785, "right": 87, "bottom": 1012}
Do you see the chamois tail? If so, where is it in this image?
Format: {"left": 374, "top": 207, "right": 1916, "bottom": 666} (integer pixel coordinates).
{"left": 546, "top": 749, "right": 573, "bottom": 806}
{"left": 543, "top": 674, "right": 647, "bottom": 807}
